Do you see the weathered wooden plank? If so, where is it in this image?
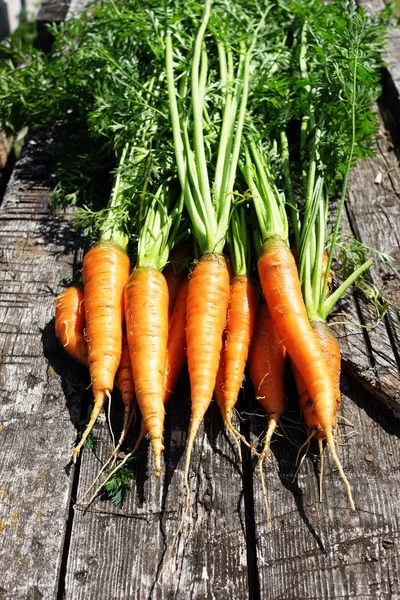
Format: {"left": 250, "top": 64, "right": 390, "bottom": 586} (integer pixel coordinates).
{"left": 252, "top": 373, "right": 400, "bottom": 600}
{"left": 0, "top": 129, "right": 87, "bottom": 599}
{"left": 359, "top": 1, "right": 400, "bottom": 132}
{"left": 343, "top": 112, "right": 400, "bottom": 408}
{"left": 62, "top": 379, "right": 250, "bottom": 599}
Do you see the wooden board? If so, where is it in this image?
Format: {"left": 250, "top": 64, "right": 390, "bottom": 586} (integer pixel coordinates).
{"left": 252, "top": 374, "right": 400, "bottom": 600}
{"left": 62, "top": 388, "right": 250, "bottom": 600}
{"left": 0, "top": 130, "right": 87, "bottom": 598}
{"left": 0, "top": 2, "right": 399, "bottom": 599}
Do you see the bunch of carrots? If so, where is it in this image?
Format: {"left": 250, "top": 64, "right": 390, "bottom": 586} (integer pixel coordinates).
{"left": 0, "top": 0, "right": 389, "bottom": 522}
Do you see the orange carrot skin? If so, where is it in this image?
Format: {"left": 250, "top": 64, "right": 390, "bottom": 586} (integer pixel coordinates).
{"left": 163, "top": 242, "right": 192, "bottom": 320}
{"left": 115, "top": 329, "right": 135, "bottom": 410}
{"left": 186, "top": 254, "right": 230, "bottom": 436}
{"left": 248, "top": 301, "right": 286, "bottom": 420}
{"left": 164, "top": 277, "right": 189, "bottom": 403}
{"left": 214, "top": 332, "right": 226, "bottom": 410}
{"left": 258, "top": 236, "right": 336, "bottom": 432}
{"left": 219, "top": 275, "right": 259, "bottom": 420}
{"left": 292, "top": 321, "right": 341, "bottom": 438}
{"left": 124, "top": 267, "right": 169, "bottom": 476}
{"left": 83, "top": 240, "right": 131, "bottom": 400}
{"left": 55, "top": 284, "right": 88, "bottom": 368}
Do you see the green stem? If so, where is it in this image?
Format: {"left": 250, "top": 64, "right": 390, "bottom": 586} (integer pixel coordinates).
{"left": 165, "top": 34, "right": 206, "bottom": 242}
{"left": 191, "top": 0, "right": 214, "bottom": 244}
{"left": 323, "top": 259, "right": 373, "bottom": 319}
{"left": 280, "top": 130, "right": 300, "bottom": 252}
{"left": 320, "top": 31, "right": 360, "bottom": 306}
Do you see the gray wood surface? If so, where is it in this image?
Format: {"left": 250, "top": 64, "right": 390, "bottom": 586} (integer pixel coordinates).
{"left": 0, "top": 130, "right": 86, "bottom": 599}
{"left": 253, "top": 376, "right": 400, "bottom": 600}
{"left": 63, "top": 390, "right": 250, "bottom": 600}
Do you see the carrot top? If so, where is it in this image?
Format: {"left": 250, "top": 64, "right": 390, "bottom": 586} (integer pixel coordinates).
{"left": 166, "top": 0, "right": 264, "bottom": 255}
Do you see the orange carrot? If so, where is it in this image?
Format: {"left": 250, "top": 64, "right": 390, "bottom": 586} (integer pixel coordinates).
{"left": 185, "top": 254, "right": 230, "bottom": 452}
{"left": 258, "top": 237, "right": 354, "bottom": 509}
{"left": 258, "top": 237, "right": 336, "bottom": 432}
{"left": 292, "top": 321, "right": 340, "bottom": 438}
{"left": 73, "top": 239, "right": 131, "bottom": 462}
{"left": 75, "top": 327, "right": 136, "bottom": 507}
{"left": 164, "top": 277, "right": 189, "bottom": 402}
{"left": 248, "top": 300, "right": 287, "bottom": 523}
{"left": 290, "top": 322, "right": 353, "bottom": 506}
{"left": 248, "top": 301, "right": 287, "bottom": 452}
{"left": 55, "top": 284, "right": 88, "bottom": 368}
{"left": 115, "top": 328, "right": 136, "bottom": 433}
{"left": 163, "top": 242, "right": 192, "bottom": 320}
{"left": 124, "top": 266, "right": 169, "bottom": 477}
{"left": 217, "top": 275, "right": 259, "bottom": 427}
{"left": 133, "top": 275, "right": 189, "bottom": 454}
{"left": 213, "top": 254, "right": 234, "bottom": 415}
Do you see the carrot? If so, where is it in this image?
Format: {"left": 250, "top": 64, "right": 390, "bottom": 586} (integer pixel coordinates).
{"left": 124, "top": 267, "right": 169, "bottom": 477}
{"left": 290, "top": 321, "right": 351, "bottom": 504}
{"left": 258, "top": 237, "right": 337, "bottom": 431}
{"left": 115, "top": 328, "right": 136, "bottom": 438}
{"left": 248, "top": 300, "right": 287, "bottom": 522}
{"left": 164, "top": 276, "right": 189, "bottom": 402}
{"left": 127, "top": 274, "right": 189, "bottom": 463}
{"left": 219, "top": 275, "right": 259, "bottom": 423}
{"left": 163, "top": 242, "right": 192, "bottom": 320}
{"left": 248, "top": 301, "right": 287, "bottom": 450}
{"left": 185, "top": 254, "right": 230, "bottom": 451}
{"left": 75, "top": 327, "right": 136, "bottom": 508}
{"left": 55, "top": 284, "right": 88, "bottom": 368}
{"left": 72, "top": 239, "right": 131, "bottom": 462}
{"left": 213, "top": 253, "right": 234, "bottom": 414}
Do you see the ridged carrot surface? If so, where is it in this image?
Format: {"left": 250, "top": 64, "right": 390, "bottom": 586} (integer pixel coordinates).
{"left": 124, "top": 266, "right": 169, "bottom": 477}
{"left": 185, "top": 254, "right": 230, "bottom": 443}
{"left": 292, "top": 321, "right": 340, "bottom": 437}
{"left": 55, "top": 284, "right": 88, "bottom": 368}
{"left": 291, "top": 321, "right": 355, "bottom": 510}
{"left": 73, "top": 240, "right": 130, "bottom": 461}
{"left": 218, "top": 275, "right": 259, "bottom": 423}
{"left": 248, "top": 301, "right": 286, "bottom": 433}
{"left": 258, "top": 236, "right": 336, "bottom": 434}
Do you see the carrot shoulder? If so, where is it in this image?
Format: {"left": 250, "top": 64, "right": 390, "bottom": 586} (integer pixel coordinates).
{"left": 73, "top": 239, "right": 130, "bottom": 461}
{"left": 124, "top": 266, "right": 169, "bottom": 477}
{"left": 55, "top": 284, "right": 88, "bottom": 368}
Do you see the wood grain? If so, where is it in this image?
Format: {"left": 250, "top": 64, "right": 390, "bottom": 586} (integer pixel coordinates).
{"left": 0, "top": 130, "right": 87, "bottom": 599}
{"left": 252, "top": 373, "right": 400, "bottom": 600}
{"left": 62, "top": 379, "right": 250, "bottom": 600}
